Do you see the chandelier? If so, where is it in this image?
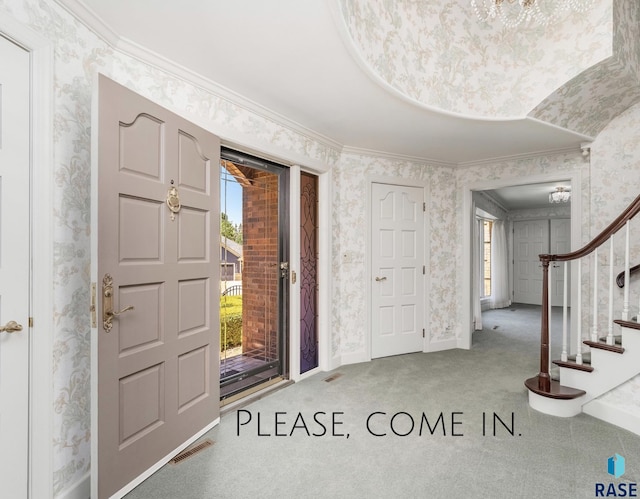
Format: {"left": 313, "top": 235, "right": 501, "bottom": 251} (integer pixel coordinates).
{"left": 471, "top": 0, "right": 596, "bottom": 28}
{"left": 549, "top": 186, "right": 571, "bottom": 203}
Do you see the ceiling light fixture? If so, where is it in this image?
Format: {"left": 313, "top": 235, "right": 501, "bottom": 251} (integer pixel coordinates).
{"left": 471, "top": 0, "right": 595, "bottom": 28}
{"left": 549, "top": 186, "right": 571, "bottom": 203}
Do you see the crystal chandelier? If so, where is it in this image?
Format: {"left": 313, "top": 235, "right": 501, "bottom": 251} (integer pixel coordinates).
{"left": 549, "top": 186, "right": 571, "bottom": 203}
{"left": 471, "top": 0, "right": 595, "bottom": 28}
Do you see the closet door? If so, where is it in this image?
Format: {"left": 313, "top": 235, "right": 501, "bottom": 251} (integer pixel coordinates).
{"left": 513, "top": 220, "right": 549, "bottom": 304}
{"left": 550, "top": 219, "right": 571, "bottom": 307}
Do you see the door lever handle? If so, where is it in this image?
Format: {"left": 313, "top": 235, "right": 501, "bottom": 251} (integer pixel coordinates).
{"left": 375, "top": 276, "right": 387, "bottom": 282}
{"left": 0, "top": 321, "right": 23, "bottom": 333}
{"left": 102, "top": 274, "right": 134, "bottom": 332}
{"left": 107, "top": 305, "right": 135, "bottom": 318}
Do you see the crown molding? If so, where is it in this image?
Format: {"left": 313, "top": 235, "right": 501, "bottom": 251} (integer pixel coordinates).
{"left": 54, "top": 0, "right": 344, "bottom": 154}
{"left": 456, "top": 146, "right": 583, "bottom": 168}
{"left": 340, "top": 145, "right": 455, "bottom": 168}
{"left": 54, "top": 0, "right": 119, "bottom": 46}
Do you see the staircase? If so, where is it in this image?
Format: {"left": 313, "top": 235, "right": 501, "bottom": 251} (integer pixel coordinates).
{"left": 525, "top": 193, "right": 640, "bottom": 426}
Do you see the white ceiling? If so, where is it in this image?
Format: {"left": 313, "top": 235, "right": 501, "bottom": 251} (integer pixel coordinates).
{"left": 484, "top": 181, "right": 572, "bottom": 210}
{"left": 61, "top": 0, "right": 593, "bottom": 164}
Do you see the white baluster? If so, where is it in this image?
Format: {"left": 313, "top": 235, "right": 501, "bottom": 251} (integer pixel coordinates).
{"left": 607, "top": 235, "right": 615, "bottom": 345}
{"left": 561, "top": 261, "right": 568, "bottom": 362}
{"left": 549, "top": 263, "right": 553, "bottom": 372}
{"left": 576, "top": 259, "right": 583, "bottom": 365}
{"left": 591, "top": 248, "right": 599, "bottom": 342}
{"left": 623, "top": 221, "right": 630, "bottom": 321}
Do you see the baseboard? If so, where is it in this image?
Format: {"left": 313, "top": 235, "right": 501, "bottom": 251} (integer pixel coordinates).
{"left": 328, "top": 353, "right": 342, "bottom": 371}
{"left": 340, "top": 350, "right": 369, "bottom": 366}
{"left": 428, "top": 338, "right": 458, "bottom": 353}
{"left": 583, "top": 399, "right": 640, "bottom": 436}
{"left": 56, "top": 472, "right": 90, "bottom": 499}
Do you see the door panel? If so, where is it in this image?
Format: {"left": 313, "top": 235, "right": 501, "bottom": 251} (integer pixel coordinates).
{"left": 371, "top": 183, "right": 424, "bottom": 358}
{"left": 550, "top": 218, "right": 571, "bottom": 307}
{"left": 95, "top": 75, "right": 219, "bottom": 498}
{"left": 300, "top": 172, "right": 319, "bottom": 373}
{"left": 513, "top": 220, "right": 549, "bottom": 304}
{"left": 0, "top": 35, "right": 30, "bottom": 499}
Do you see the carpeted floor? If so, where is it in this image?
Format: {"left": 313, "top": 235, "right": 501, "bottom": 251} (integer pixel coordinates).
{"left": 125, "top": 304, "right": 639, "bottom": 499}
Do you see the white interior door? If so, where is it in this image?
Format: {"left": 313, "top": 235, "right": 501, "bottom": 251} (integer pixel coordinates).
{"left": 550, "top": 218, "right": 571, "bottom": 307}
{"left": 371, "top": 182, "right": 424, "bottom": 358}
{"left": 0, "top": 35, "right": 30, "bottom": 499}
{"left": 513, "top": 220, "right": 550, "bottom": 305}
{"left": 93, "top": 75, "right": 220, "bottom": 498}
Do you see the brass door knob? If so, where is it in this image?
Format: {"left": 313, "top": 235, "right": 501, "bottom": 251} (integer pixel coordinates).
{"left": 0, "top": 321, "right": 23, "bottom": 333}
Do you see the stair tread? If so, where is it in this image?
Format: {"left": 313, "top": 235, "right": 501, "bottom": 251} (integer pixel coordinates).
{"left": 583, "top": 340, "right": 625, "bottom": 354}
{"left": 552, "top": 359, "right": 594, "bottom": 372}
{"left": 614, "top": 319, "right": 640, "bottom": 331}
{"left": 525, "top": 375, "right": 586, "bottom": 400}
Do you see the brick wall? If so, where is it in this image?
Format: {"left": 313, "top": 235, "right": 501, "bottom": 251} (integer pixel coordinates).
{"left": 240, "top": 167, "right": 279, "bottom": 361}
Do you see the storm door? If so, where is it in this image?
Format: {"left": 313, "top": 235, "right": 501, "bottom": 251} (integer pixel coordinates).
{"left": 219, "top": 148, "right": 289, "bottom": 398}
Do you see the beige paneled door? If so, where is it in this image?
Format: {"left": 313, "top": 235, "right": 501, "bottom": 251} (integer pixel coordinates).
{"left": 371, "top": 182, "right": 425, "bottom": 358}
{"left": 94, "top": 75, "right": 220, "bottom": 498}
{"left": 0, "top": 35, "right": 30, "bottom": 499}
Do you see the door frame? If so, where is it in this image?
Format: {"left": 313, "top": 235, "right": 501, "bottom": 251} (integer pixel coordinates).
{"left": 0, "top": 17, "right": 55, "bottom": 499}
{"left": 365, "top": 175, "right": 430, "bottom": 361}
{"left": 461, "top": 171, "right": 582, "bottom": 351}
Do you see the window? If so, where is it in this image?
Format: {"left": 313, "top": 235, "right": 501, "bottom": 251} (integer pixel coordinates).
{"left": 482, "top": 220, "right": 493, "bottom": 297}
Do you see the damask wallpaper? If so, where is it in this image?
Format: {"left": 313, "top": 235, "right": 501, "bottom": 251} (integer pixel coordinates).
{"left": 338, "top": 0, "right": 612, "bottom": 118}
{"left": 1, "top": 0, "right": 640, "bottom": 496}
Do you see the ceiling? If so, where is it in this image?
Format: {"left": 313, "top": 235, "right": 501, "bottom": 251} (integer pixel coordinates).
{"left": 60, "top": 0, "right": 593, "bottom": 164}
{"left": 484, "top": 181, "right": 572, "bottom": 210}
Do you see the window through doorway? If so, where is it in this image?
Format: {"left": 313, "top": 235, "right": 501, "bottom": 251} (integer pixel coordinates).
{"left": 219, "top": 148, "right": 289, "bottom": 399}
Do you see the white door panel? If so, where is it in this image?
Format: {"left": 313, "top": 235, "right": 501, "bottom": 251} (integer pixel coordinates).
{"left": 550, "top": 219, "right": 571, "bottom": 307}
{"left": 371, "top": 183, "right": 424, "bottom": 358}
{"left": 0, "top": 35, "right": 30, "bottom": 499}
{"left": 513, "top": 220, "right": 549, "bottom": 304}
{"left": 512, "top": 219, "right": 570, "bottom": 306}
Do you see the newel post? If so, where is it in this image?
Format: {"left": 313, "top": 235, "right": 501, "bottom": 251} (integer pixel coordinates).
{"left": 538, "top": 257, "right": 551, "bottom": 392}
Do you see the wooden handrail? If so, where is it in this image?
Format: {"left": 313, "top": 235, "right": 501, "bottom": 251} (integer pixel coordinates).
{"left": 530, "top": 192, "right": 640, "bottom": 396}
{"left": 539, "top": 192, "right": 640, "bottom": 263}
{"left": 617, "top": 264, "right": 640, "bottom": 288}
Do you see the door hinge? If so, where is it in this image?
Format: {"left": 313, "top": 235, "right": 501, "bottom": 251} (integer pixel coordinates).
{"left": 90, "top": 282, "right": 97, "bottom": 328}
{"left": 29, "top": 317, "right": 34, "bottom": 328}
{"left": 423, "top": 202, "right": 426, "bottom": 212}
{"left": 423, "top": 265, "right": 426, "bottom": 274}
{"left": 422, "top": 328, "right": 425, "bottom": 338}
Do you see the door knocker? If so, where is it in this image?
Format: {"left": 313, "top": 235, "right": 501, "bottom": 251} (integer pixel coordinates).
{"left": 166, "top": 181, "right": 181, "bottom": 221}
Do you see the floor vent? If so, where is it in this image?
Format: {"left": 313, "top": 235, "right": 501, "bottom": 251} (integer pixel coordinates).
{"left": 169, "top": 439, "right": 213, "bottom": 465}
{"left": 323, "top": 373, "right": 343, "bottom": 382}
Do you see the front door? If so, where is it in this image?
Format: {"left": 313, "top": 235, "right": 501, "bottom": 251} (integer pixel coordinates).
{"left": 0, "top": 34, "right": 30, "bottom": 499}
{"left": 94, "top": 75, "right": 220, "bottom": 498}
{"left": 371, "top": 182, "right": 425, "bottom": 358}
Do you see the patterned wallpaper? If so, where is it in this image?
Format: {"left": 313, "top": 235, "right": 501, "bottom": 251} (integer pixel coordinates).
{"left": 530, "top": 0, "right": 640, "bottom": 137}
{"left": 338, "top": 0, "right": 613, "bottom": 118}
{"left": 3, "top": 0, "right": 640, "bottom": 496}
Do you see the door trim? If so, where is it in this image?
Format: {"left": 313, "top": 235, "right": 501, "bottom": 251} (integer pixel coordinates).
{"left": 461, "top": 170, "right": 582, "bottom": 351}
{"left": 365, "top": 175, "right": 430, "bottom": 361}
{"left": 0, "top": 17, "right": 55, "bottom": 499}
